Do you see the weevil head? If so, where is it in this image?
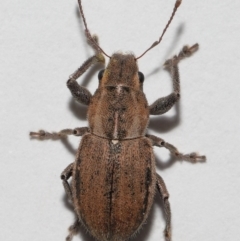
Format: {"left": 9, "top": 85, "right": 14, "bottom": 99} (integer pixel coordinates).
{"left": 98, "top": 53, "right": 144, "bottom": 90}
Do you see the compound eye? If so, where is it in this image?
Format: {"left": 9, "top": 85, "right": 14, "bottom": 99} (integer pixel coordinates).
{"left": 138, "top": 71, "right": 144, "bottom": 83}
{"left": 98, "top": 69, "right": 105, "bottom": 81}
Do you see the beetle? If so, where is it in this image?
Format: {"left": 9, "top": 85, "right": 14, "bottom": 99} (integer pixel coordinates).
{"left": 30, "top": 0, "right": 206, "bottom": 240}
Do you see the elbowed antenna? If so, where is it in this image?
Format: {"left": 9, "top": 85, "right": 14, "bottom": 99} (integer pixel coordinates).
{"left": 136, "top": 0, "right": 182, "bottom": 60}
{"left": 78, "top": 0, "right": 111, "bottom": 58}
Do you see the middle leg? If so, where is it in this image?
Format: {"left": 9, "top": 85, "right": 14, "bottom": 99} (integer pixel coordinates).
{"left": 147, "top": 134, "right": 206, "bottom": 162}
{"left": 30, "top": 127, "right": 89, "bottom": 140}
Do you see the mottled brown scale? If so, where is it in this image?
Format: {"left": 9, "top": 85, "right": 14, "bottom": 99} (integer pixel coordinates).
{"left": 88, "top": 54, "right": 149, "bottom": 140}
{"left": 72, "top": 134, "right": 156, "bottom": 241}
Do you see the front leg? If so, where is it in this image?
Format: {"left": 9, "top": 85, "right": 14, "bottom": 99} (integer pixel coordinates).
{"left": 67, "top": 35, "right": 105, "bottom": 106}
{"left": 149, "top": 44, "right": 199, "bottom": 115}
{"left": 30, "top": 127, "right": 89, "bottom": 140}
{"left": 146, "top": 134, "right": 206, "bottom": 162}
{"left": 67, "top": 55, "right": 102, "bottom": 105}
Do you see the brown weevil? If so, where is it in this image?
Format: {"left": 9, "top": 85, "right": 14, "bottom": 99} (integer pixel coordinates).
{"left": 30, "top": 0, "right": 206, "bottom": 240}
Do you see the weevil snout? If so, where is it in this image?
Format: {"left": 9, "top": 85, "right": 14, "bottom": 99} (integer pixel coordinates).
{"left": 98, "top": 53, "right": 144, "bottom": 90}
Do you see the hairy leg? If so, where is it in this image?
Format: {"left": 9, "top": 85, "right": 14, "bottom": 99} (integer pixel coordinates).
{"left": 156, "top": 173, "right": 171, "bottom": 241}
{"left": 30, "top": 127, "right": 89, "bottom": 140}
{"left": 147, "top": 133, "right": 206, "bottom": 162}
{"left": 149, "top": 44, "right": 199, "bottom": 115}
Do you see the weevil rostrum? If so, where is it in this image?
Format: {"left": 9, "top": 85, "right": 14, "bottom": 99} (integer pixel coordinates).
{"left": 30, "top": 0, "right": 206, "bottom": 240}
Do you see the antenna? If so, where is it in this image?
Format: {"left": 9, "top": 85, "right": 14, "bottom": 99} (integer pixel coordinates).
{"left": 78, "top": 0, "right": 111, "bottom": 58}
{"left": 136, "top": 0, "right": 182, "bottom": 60}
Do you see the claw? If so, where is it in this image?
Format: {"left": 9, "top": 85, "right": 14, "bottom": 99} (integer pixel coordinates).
{"left": 164, "top": 43, "right": 199, "bottom": 68}
{"left": 66, "top": 220, "right": 79, "bottom": 241}
{"left": 179, "top": 43, "right": 199, "bottom": 58}
{"left": 164, "top": 227, "right": 171, "bottom": 241}
{"left": 184, "top": 152, "right": 206, "bottom": 163}
{"left": 29, "top": 130, "right": 46, "bottom": 139}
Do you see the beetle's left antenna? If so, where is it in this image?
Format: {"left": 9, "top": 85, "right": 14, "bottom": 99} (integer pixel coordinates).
{"left": 78, "top": 0, "right": 111, "bottom": 58}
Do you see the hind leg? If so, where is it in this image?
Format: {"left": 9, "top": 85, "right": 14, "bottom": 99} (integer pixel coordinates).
{"left": 156, "top": 173, "right": 171, "bottom": 241}
{"left": 61, "top": 164, "right": 81, "bottom": 241}
{"left": 61, "top": 163, "right": 74, "bottom": 202}
{"left": 66, "top": 219, "right": 80, "bottom": 241}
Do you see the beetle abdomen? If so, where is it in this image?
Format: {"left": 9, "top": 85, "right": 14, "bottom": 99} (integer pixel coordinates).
{"left": 72, "top": 134, "right": 156, "bottom": 241}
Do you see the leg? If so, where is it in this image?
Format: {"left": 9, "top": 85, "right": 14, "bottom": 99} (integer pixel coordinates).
{"left": 67, "top": 35, "right": 105, "bottom": 106}
{"left": 146, "top": 134, "right": 206, "bottom": 162}
{"left": 61, "top": 163, "right": 74, "bottom": 202}
{"left": 156, "top": 173, "right": 171, "bottom": 241}
{"left": 29, "top": 127, "right": 89, "bottom": 140}
{"left": 149, "top": 44, "right": 199, "bottom": 115}
{"left": 66, "top": 219, "right": 80, "bottom": 241}
{"left": 61, "top": 164, "right": 80, "bottom": 241}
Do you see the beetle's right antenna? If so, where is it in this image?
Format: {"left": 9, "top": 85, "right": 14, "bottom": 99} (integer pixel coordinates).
{"left": 136, "top": 0, "right": 182, "bottom": 60}
{"left": 78, "top": 0, "right": 111, "bottom": 58}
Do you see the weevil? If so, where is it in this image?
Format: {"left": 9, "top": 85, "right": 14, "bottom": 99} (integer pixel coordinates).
{"left": 30, "top": 0, "right": 206, "bottom": 240}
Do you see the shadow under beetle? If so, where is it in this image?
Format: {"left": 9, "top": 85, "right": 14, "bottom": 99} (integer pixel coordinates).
{"left": 30, "top": 0, "right": 206, "bottom": 240}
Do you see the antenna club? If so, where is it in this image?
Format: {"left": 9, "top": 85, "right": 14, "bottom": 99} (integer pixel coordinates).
{"left": 176, "top": 0, "right": 182, "bottom": 8}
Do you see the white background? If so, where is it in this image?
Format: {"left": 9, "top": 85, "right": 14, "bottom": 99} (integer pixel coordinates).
{"left": 1, "top": 0, "right": 240, "bottom": 240}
